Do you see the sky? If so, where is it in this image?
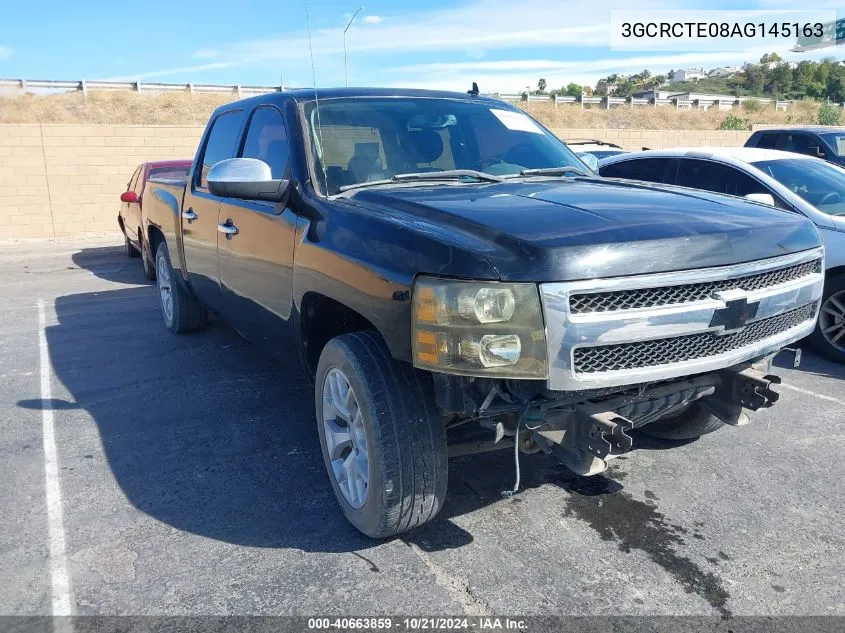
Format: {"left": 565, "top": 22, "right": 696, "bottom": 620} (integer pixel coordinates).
{"left": 0, "top": 0, "right": 842, "bottom": 93}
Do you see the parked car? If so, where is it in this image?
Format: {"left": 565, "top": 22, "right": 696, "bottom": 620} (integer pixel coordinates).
{"left": 144, "top": 89, "right": 823, "bottom": 538}
{"left": 119, "top": 160, "right": 192, "bottom": 279}
{"left": 566, "top": 139, "right": 629, "bottom": 160}
{"left": 598, "top": 147, "right": 844, "bottom": 362}
{"left": 745, "top": 127, "right": 845, "bottom": 168}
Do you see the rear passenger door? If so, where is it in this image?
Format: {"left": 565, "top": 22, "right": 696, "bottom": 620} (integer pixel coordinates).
{"left": 217, "top": 105, "right": 298, "bottom": 353}
{"left": 181, "top": 109, "right": 246, "bottom": 314}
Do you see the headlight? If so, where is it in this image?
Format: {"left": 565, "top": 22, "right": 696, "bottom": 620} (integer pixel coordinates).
{"left": 412, "top": 277, "right": 548, "bottom": 379}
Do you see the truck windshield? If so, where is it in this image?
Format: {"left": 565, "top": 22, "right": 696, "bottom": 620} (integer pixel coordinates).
{"left": 303, "top": 97, "right": 585, "bottom": 195}
{"left": 753, "top": 158, "right": 845, "bottom": 215}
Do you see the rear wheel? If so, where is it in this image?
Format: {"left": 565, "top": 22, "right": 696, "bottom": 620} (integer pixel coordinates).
{"left": 155, "top": 242, "right": 207, "bottom": 334}
{"left": 640, "top": 402, "right": 724, "bottom": 440}
{"left": 140, "top": 234, "right": 156, "bottom": 281}
{"left": 315, "top": 331, "right": 448, "bottom": 538}
{"left": 810, "top": 276, "right": 845, "bottom": 364}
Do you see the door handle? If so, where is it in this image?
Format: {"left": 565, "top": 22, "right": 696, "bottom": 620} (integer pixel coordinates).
{"left": 217, "top": 221, "right": 239, "bottom": 237}
{"left": 182, "top": 209, "right": 198, "bottom": 222}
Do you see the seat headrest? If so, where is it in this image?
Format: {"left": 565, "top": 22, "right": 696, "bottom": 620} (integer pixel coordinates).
{"left": 407, "top": 129, "right": 444, "bottom": 164}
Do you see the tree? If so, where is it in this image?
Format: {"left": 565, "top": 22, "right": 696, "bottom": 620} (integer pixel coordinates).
{"left": 537, "top": 78, "right": 547, "bottom": 94}
{"left": 564, "top": 82, "right": 582, "bottom": 97}
{"left": 770, "top": 62, "right": 793, "bottom": 98}
{"left": 760, "top": 52, "right": 782, "bottom": 65}
{"left": 828, "top": 73, "right": 845, "bottom": 103}
{"left": 744, "top": 64, "right": 766, "bottom": 94}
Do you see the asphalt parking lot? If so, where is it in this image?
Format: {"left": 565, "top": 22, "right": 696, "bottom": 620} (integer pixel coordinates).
{"left": 1, "top": 236, "right": 843, "bottom": 619}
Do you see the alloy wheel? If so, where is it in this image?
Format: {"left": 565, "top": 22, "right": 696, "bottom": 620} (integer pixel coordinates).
{"left": 156, "top": 254, "right": 174, "bottom": 324}
{"left": 820, "top": 290, "right": 845, "bottom": 352}
{"left": 321, "top": 368, "right": 369, "bottom": 508}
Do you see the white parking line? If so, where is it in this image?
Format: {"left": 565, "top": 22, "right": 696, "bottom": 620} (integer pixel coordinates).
{"left": 779, "top": 381, "right": 845, "bottom": 406}
{"left": 38, "top": 299, "right": 74, "bottom": 622}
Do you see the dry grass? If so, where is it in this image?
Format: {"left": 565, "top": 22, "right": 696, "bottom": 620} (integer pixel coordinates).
{"left": 0, "top": 91, "right": 236, "bottom": 125}
{"left": 0, "top": 89, "right": 825, "bottom": 129}
{"left": 519, "top": 100, "right": 822, "bottom": 130}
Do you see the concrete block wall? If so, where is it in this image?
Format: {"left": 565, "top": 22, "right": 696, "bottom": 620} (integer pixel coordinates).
{"left": 0, "top": 124, "right": 753, "bottom": 239}
{"left": 1, "top": 124, "right": 203, "bottom": 238}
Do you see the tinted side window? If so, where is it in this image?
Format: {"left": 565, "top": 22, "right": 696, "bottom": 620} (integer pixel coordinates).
{"left": 199, "top": 110, "right": 246, "bottom": 188}
{"left": 599, "top": 158, "right": 672, "bottom": 183}
{"left": 781, "top": 133, "right": 813, "bottom": 156}
{"left": 754, "top": 133, "right": 780, "bottom": 149}
{"left": 240, "top": 106, "right": 290, "bottom": 179}
{"left": 676, "top": 159, "right": 768, "bottom": 197}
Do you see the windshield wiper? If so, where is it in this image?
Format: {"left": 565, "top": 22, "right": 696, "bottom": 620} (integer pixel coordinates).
{"left": 337, "top": 169, "right": 504, "bottom": 193}
{"left": 510, "top": 166, "right": 591, "bottom": 178}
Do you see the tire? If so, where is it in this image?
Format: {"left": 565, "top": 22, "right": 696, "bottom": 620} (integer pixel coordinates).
{"left": 810, "top": 275, "right": 845, "bottom": 364}
{"left": 140, "top": 236, "right": 156, "bottom": 281}
{"left": 125, "top": 235, "right": 140, "bottom": 258}
{"left": 315, "top": 331, "right": 448, "bottom": 538}
{"left": 154, "top": 242, "right": 207, "bottom": 334}
{"left": 640, "top": 402, "right": 725, "bottom": 441}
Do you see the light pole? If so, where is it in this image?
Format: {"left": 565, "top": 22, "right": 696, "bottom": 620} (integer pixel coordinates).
{"left": 344, "top": 6, "right": 363, "bottom": 87}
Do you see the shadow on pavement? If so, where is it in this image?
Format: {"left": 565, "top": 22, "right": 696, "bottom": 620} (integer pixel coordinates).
{"left": 70, "top": 245, "right": 145, "bottom": 283}
{"left": 31, "top": 247, "right": 636, "bottom": 556}
{"left": 36, "top": 243, "right": 731, "bottom": 605}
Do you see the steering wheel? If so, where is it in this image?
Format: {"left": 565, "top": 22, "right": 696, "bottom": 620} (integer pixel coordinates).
{"left": 818, "top": 191, "right": 841, "bottom": 206}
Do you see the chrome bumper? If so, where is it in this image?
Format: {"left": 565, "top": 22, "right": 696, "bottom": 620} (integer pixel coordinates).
{"left": 540, "top": 248, "right": 824, "bottom": 391}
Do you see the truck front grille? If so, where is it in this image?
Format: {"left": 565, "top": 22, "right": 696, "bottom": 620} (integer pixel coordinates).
{"left": 573, "top": 302, "right": 818, "bottom": 374}
{"left": 569, "top": 258, "right": 821, "bottom": 314}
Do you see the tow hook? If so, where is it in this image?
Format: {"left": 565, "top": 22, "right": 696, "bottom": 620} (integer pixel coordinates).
{"left": 704, "top": 366, "right": 783, "bottom": 426}
{"left": 536, "top": 406, "right": 634, "bottom": 475}
{"left": 727, "top": 367, "right": 782, "bottom": 411}
{"left": 586, "top": 411, "right": 634, "bottom": 459}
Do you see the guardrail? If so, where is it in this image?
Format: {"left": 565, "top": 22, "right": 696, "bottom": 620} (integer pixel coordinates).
{"left": 0, "top": 78, "right": 290, "bottom": 97}
{"left": 6, "top": 79, "right": 843, "bottom": 113}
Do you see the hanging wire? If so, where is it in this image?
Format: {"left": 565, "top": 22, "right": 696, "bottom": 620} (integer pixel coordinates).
{"left": 501, "top": 400, "right": 534, "bottom": 498}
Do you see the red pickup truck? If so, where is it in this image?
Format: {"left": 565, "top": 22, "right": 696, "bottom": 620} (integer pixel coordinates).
{"left": 118, "top": 160, "right": 192, "bottom": 279}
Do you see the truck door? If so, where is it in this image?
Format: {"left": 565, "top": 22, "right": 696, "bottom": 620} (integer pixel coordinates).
{"left": 181, "top": 109, "right": 246, "bottom": 314}
{"left": 217, "top": 105, "right": 297, "bottom": 353}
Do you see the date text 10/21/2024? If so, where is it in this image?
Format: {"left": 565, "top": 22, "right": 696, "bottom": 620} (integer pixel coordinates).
{"left": 306, "top": 617, "right": 527, "bottom": 630}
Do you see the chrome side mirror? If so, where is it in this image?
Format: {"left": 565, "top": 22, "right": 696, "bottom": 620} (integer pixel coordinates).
{"left": 579, "top": 153, "right": 599, "bottom": 172}
{"left": 744, "top": 192, "right": 776, "bottom": 207}
{"left": 207, "top": 158, "right": 289, "bottom": 202}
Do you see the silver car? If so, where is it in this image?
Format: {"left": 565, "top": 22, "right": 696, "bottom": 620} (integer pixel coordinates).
{"left": 599, "top": 147, "right": 845, "bottom": 363}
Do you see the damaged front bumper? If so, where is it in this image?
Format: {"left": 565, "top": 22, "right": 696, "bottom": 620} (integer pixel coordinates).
{"left": 532, "top": 358, "right": 783, "bottom": 475}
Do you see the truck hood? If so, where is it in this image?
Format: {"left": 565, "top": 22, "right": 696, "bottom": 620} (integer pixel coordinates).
{"left": 347, "top": 178, "right": 821, "bottom": 282}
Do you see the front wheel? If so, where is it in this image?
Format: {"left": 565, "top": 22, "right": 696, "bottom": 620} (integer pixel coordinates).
{"left": 315, "top": 331, "right": 448, "bottom": 538}
{"left": 154, "top": 242, "right": 207, "bottom": 334}
{"left": 640, "top": 402, "right": 725, "bottom": 441}
{"left": 810, "top": 276, "right": 845, "bottom": 364}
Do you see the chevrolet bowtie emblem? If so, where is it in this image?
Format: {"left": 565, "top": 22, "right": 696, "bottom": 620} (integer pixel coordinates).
{"left": 709, "top": 289, "right": 760, "bottom": 335}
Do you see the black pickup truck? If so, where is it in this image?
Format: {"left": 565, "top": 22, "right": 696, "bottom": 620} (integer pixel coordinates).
{"left": 145, "top": 88, "right": 824, "bottom": 538}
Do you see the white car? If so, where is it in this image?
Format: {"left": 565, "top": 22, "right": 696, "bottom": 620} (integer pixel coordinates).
{"left": 599, "top": 147, "right": 845, "bottom": 363}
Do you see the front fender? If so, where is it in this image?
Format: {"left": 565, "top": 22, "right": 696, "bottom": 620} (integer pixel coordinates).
{"left": 291, "top": 196, "right": 499, "bottom": 362}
